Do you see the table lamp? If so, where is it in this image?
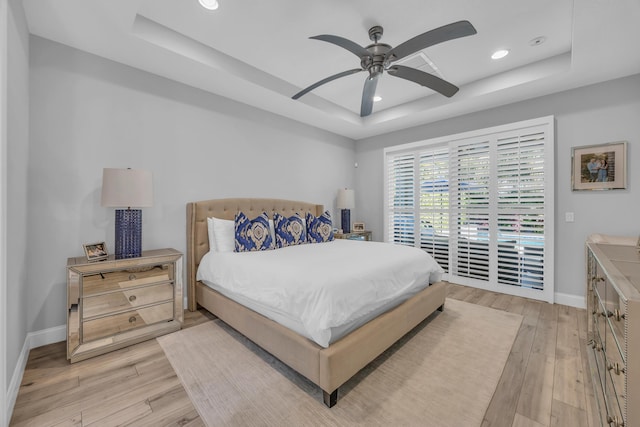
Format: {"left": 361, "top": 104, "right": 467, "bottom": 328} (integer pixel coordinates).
{"left": 336, "top": 188, "right": 355, "bottom": 233}
{"left": 101, "top": 168, "right": 153, "bottom": 259}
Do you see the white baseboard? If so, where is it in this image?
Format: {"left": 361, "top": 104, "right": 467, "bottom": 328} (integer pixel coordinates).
{"left": 6, "top": 324, "right": 65, "bottom": 425}
{"left": 554, "top": 292, "right": 586, "bottom": 309}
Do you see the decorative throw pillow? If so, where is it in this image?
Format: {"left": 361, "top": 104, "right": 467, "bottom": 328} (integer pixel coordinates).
{"left": 306, "top": 211, "right": 334, "bottom": 243}
{"left": 273, "top": 212, "right": 307, "bottom": 248}
{"left": 235, "top": 211, "right": 274, "bottom": 252}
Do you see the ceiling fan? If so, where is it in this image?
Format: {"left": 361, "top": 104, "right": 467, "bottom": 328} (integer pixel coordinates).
{"left": 292, "top": 21, "right": 477, "bottom": 117}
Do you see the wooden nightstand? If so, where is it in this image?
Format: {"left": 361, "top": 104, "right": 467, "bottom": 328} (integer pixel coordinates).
{"left": 334, "top": 230, "right": 372, "bottom": 241}
{"left": 67, "top": 248, "right": 183, "bottom": 363}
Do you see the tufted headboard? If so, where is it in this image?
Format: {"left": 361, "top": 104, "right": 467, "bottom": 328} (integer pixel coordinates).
{"left": 186, "top": 198, "right": 324, "bottom": 311}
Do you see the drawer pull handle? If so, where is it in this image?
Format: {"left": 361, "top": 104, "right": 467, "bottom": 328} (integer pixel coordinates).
{"left": 614, "top": 309, "right": 626, "bottom": 322}
{"left": 129, "top": 274, "right": 137, "bottom": 280}
{"left": 597, "top": 276, "right": 605, "bottom": 282}
{"left": 602, "top": 310, "right": 614, "bottom": 318}
{"left": 129, "top": 316, "right": 136, "bottom": 323}
{"left": 591, "top": 341, "right": 603, "bottom": 351}
{"left": 607, "top": 415, "right": 623, "bottom": 427}
{"left": 607, "top": 362, "right": 626, "bottom": 376}
{"left": 129, "top": 295, "right": 137, "bottom": 302}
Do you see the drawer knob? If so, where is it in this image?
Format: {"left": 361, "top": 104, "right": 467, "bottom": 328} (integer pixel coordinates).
{"left": 614, "top": 309, "right": 626, "bottom": 322}
{"left": 602, "top": 310, "right": 614, "bottom": 318}
{"left": 597, "top": 276, "right": 605, "bottom": 282}
{"left": 129, "top": 274, "right": 137, "bottom": 280}
{"left": 129, "top": 316, "right": 136, "bottom": 323}
{"left": 607, "top": 415, "right": 623, "bottom": 427}
{"left": 129, "top": 295, "right": 137, "bottom": 302}
{"left": 607, "top": 362, "right": 626, "bottom": 376}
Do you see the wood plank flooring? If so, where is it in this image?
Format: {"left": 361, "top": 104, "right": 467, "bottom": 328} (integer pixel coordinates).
{"left": 9, "top": 283, "right": 596, "bottom": 426}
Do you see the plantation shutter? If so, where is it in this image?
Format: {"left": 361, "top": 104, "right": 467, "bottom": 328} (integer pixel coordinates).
{"left": 419, "top": 147, "right": 450, "bottom": 271}
{"left": 384, "top": 116, "right": 554, "bottom": 303}
{"left": 450, "top": 139, "right": 491, "bottom": 280}
{"left": 387, "top": 153, "right": 416, "bottom": 247}
{"left": 495, "top": 130, "right": 546, "bottom": 290}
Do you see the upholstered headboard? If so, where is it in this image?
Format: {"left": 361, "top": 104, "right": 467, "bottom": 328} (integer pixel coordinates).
{"left": 186, "top": 198, "right": 324, "bottom": 311}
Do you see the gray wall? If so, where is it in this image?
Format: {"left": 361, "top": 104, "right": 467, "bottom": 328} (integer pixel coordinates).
{"left": 27, "top": 35, "right": 355, "bottom": 333}
{"left": 355, "top": 73, "right": 640, "bottom": 301}
{"left": 5, "top": 0, "right": 30, "bottom": 411}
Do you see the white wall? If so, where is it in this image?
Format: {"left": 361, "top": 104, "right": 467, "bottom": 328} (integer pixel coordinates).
{"left": 27, "top": 35, "right": 355, "bottom": 333}
{"left": 355, "top": 73, "right": 640, "bottom": 303}
{"left": 4, "top": 0, "right": 30, "bottom": 424}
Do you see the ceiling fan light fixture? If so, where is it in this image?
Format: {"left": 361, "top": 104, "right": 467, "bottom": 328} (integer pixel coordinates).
{"left": 198, "top": 0, "right": 219, "bottom": 10}
{"left": 491, "top": 49, "right": 509, "bottom": 60}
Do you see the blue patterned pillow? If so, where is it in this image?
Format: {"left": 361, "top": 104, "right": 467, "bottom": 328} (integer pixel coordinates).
{"left": 234, "top": 211, "right": 274, "bottom": 252}
{"left": 274, "top": 212, "right": 307, "bottom": 248}
{"left": 306, "top": 211, "right": 334, "bottom": 243}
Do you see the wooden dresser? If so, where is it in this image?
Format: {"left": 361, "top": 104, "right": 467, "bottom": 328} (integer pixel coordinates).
{"left": 586, "top": 235, "right": 640, "bottom": 427}
{"left": 67, "top": 248, "right": 183, "bottom": 363}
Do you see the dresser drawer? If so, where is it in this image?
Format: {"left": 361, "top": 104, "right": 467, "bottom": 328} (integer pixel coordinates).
{"left": 82, "top": 301, "right": 174, "bottom": 342}
{"left": 82, "top": 264, "right": 173, "bottom": 297}
{"left": 83, "top": 283, "right": 174, "bottom": 318}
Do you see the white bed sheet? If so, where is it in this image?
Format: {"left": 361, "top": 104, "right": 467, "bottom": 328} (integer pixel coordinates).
{"left": 196, "top": 239, "right": 443, "bottom": 347}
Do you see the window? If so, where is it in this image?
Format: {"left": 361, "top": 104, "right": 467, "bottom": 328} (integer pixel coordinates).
{"left": 384, "top": 116, "right": 554, "bottom": 303}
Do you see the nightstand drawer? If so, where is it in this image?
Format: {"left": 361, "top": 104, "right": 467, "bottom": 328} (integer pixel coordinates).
{"left": 83, "top": 301, "right": 174, "bottom": 342}
{"left": 82, "top": 264, "right": 173, "bottom": 297}
{"left": 83, "top": 282, "right": 174, "bottom": 318}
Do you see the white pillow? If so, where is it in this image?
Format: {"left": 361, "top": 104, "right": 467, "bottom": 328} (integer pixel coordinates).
{"left": 208, "top": 216, "right": 276, "bottom": 253}
{"left": 213, "top": 217, "right": 235, "bottom": 252}
{"left": 207, "top": 217, "right": 217, "bottom": 251}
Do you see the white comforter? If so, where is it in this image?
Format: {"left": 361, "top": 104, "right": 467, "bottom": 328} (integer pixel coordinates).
{"left": 196, "top": 239, "right": 443, "bottom": 347}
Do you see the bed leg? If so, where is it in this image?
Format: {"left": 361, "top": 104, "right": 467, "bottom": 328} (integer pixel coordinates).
{"left": 437, "top": 303, "right": 444, "bottom": 312}
{"left": 323, "top": 389, "right": 338, "bottom": 408}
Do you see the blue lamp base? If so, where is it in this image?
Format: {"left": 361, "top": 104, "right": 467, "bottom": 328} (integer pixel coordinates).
{"left": 114, "top": 209, "right": 142, "bottom": 259}
{"left": 341, "top": 209, "right": 351, "bottom": 233}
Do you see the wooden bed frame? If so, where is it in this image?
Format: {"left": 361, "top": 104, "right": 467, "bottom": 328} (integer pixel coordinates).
{"left": 186, "top": 198, "right": 447, "bottom": 407}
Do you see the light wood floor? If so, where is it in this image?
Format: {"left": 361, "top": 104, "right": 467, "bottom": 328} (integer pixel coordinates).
{"left": 9, "top": 283, "right": 597, "bottom": 427}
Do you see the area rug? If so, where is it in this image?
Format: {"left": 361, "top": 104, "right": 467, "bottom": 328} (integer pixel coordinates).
{"left": 157, "top": 298, "right": 522, "bottom": 426}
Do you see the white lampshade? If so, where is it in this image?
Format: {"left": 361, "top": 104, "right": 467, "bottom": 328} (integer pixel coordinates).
{"left": 101, "top": 168, "right": 153, "bottom": 208}
{"left": 336, "top": 188, "right": 355, "bottom": 210}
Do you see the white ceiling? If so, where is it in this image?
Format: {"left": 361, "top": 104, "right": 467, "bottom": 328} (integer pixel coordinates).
{"left": 22, "top": 0, "right": 640, "bottom": 140}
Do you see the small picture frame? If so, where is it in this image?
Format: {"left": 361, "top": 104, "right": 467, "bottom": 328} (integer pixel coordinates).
{"left": 83, "top": 242, "right": 108, "bottom": 262}
{"left": 353, "top": 222, "right": 365, "bottom": 232}
{"left": 571, "top": 141, "right": 627, "bottom": 191}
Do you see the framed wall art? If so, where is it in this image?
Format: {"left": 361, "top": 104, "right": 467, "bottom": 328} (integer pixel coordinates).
{"left": 571, "top": 141, "right": 627, "bottom": 191}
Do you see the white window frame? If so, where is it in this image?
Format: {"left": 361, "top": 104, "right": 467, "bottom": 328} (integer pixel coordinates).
{"left": 384, "top": 116, "right": 554, "bottom": 303}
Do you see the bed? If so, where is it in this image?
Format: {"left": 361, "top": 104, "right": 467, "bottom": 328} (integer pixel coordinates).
{"left": 186, "top": 198, "right": 447, "bottom": 407}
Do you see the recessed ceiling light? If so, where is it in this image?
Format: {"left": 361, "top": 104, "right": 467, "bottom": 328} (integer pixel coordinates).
{"left": 491, "top": 49, "right": 509, "bottom": 60}
{"left": 199, "top": 0, "right": 219, "bottom": 10}
{"left": 373, "top": 96, "right": 382, "bottom": 102}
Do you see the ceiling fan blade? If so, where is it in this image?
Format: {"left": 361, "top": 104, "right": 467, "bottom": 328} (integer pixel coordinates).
{"left": 360, "top": 73, "right": 380, "bottom": 117}
{"left": 292, "top": 68, "right": 363, "bottom": 100}
{"left": 386, "top": 20, "right": 477, "bottom": 62}
{"left": 310, "top": 35, "right": 370, "bottom": 59}
{"left": 388, "top": 65, "right": 459, "bottom": 97}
